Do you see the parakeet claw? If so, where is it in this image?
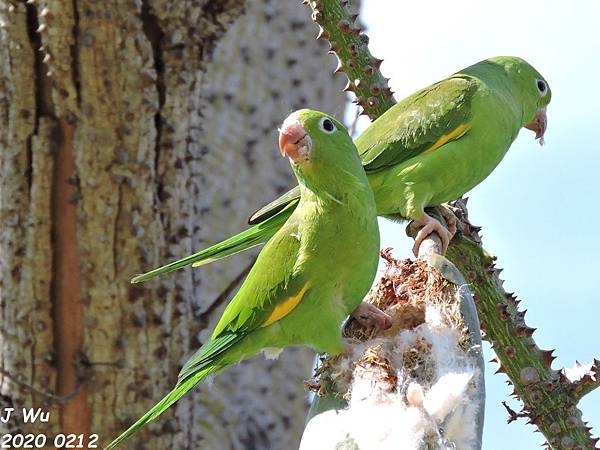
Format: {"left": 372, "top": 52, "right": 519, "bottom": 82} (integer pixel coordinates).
{"left": 350, "top": 302, "right": 392, "bottom": 330}
{"left": 411, "top": 212, "right": 454, "bottom": 256}
{"left": 438, "top": 205, "right": 458, "bottom": 236}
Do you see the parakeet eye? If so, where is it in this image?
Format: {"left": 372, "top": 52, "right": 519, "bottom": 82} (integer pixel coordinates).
{"left": 536, "top": 79, "right": 548, "bottom": 97}
{"left": 319, "top": 117, "right": 337, "bottom": 133}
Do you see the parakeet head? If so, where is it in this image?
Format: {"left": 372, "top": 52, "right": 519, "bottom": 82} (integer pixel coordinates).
{"left": 278, "top": 109, "right": 364, "bottom": 192}
{"left": 485, "top": 56, "right": 551, "bottom": 144}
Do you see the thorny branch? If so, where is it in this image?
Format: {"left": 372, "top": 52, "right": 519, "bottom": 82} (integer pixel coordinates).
{"left": 446, "top": 199, "right": 599, "bottom": 449}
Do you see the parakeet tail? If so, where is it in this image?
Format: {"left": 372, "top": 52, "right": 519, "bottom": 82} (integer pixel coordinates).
{"left": 102, "top": 365, "right": 218, "bottom": 450}
{"left": 130, "top": 203, "right": 295, "bottom": 284}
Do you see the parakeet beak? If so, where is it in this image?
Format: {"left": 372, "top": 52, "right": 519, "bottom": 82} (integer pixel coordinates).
{"left": 525, "top": 106, "right": 547, "bottom": 146}
{"left": 278, "top": 119, "right": 312, "bottom": 163}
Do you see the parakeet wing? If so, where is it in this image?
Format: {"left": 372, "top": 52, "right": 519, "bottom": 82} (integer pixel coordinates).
{"left": 178, "top": 216, "right": 306, "bottom": 381}
{"left": 357, "top": 76, "right": 477, "bottom": 172}
{"left": 249, "top": 188, "right": 301, "bottom": 224}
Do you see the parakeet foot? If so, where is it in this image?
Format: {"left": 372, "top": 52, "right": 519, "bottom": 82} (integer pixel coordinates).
{"left": 350, "top": 302, "right": 392, "bottom": 330}
{"left": 438, "top": 205, "right": 458, "bottom": 237}
{"left": 410, "top": 212, "right": 454, "bottom": 256}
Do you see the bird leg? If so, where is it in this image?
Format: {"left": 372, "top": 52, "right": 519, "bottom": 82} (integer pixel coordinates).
{"left": 409, "top": 211, "right": 455, "bottom": 256}
{"left": 350, "top": 302, "right": 392, "bottom": 330}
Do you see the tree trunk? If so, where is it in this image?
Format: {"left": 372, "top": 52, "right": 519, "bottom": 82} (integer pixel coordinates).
{"left": 0, "top": 0, "right": 348, "bottom": 448}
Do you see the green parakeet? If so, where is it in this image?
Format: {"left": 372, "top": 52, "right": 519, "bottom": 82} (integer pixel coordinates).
{"left": 104, "top": 110, "right": 381, "bottom": 449}
{"left": 131, "top": 55, "right": 551, "bottom": 283}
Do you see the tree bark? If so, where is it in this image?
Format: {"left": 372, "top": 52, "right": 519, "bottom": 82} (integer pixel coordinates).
{"left": 0, "top": 0, "right": 348, "bottom": 448}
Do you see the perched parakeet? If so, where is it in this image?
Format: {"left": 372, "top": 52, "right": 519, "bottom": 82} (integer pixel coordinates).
{"left": 104, "top": 110, "right": 381, "bottom": 449}
{"left": 131, "top": 55, "right": 550, "bottom": 283}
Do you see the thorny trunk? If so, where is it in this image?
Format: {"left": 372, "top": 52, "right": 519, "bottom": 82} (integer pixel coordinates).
{"left": 0, "top": 0, "right": 349, "bottom": 448}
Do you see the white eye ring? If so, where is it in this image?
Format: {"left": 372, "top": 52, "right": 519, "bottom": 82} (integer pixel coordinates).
{"left": 535, "top": 78, "right": 548, "bottom": 97}
{"left": 318, "top": 117, "right": 337, "bottom": 133}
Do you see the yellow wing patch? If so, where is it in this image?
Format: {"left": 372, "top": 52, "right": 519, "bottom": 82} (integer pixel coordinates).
{"left": 422, "top": 123, "right": 469, "bottom": 154}
{"left": 261, "top": 283, "right": 310, "bottom": 327}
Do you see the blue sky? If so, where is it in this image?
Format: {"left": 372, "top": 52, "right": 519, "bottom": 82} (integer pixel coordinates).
{"left": 353, "top": 1, "right": 600, "bottom": 448}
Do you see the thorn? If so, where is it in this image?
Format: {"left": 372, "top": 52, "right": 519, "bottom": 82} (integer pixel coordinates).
{"left": 36, "top": 24, "right": 46, "bottom": 33}
{"left": 540, "top": 350, "right": 556, "bottom": 367}
{"left": 316, "top": 26, "right": 329, "bottom": 40}
{"left": 334, "top": 61, "right": 344, "bottom": 73}
{"left": 494, "top": 365, "right": 506, "bottom": 374}
{"left": 516, "top": 325, "right": 536, "bottom": 338}
{"left": 311, "top": 10, "right": 322, "bottom": 21}
{"left": 42, "top": 53, "right": 51, "bottom": 64}
{"left": 337, "top": 19, "right": 351, "bottom": 33}
{"left": 350, "top": 13, "right": 359, "bottom": 23}
{"left": 548, "top": 437, "right": 561, "bottom": 448}
{"left": 328, "top": 41, "right": 340, "bottom": 54}
{"left": 501, "top": 401, "right": 520, "bottom": 423}
{"left": 529, "top": 390, "right": 542, "bottom": 404}
{"left": 313, "top": 0, "right": 323, "bottom": 11}
{"left": 367, "top": 97, "right": 379, "bottom": 108}
{"left": 549, "top": 422, "right": 561, "bottom": 434}
{"left": 566, "top": 416, "right": 580, "bottom": 429}
{"left": 40, "top": 7, "right": 50, "bottom": 18}
{"left": 26, "top": 0, "right": 35, "bottom": 4}
{"left": 301, "top": 0, "right": 309, "bottom": 4}
{"left": 369, "top": 83, "right": 381, "bottom": 96}
{"left": 342, "top": 80, "right": 355, "bottom": 92}
{"left": 370, "top": 57, "right": 383, "bottom": 69}
{"left": 347, "top": 43, "right": 359, "bottom": 57}
{"left": 496, "top": 303, "right": 510, "bottom": 320}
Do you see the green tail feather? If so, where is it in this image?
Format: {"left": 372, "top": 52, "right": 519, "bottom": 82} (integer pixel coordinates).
{"left": 102, "top": 366, "right": 217, "bottom": 450}
{"left": 130, "top": 203, "right": 296, "bottom": 284}
{"left": 248, "top": 187, "right": 300, "bottom": 224}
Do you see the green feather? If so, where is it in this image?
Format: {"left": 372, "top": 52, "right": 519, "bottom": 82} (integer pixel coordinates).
{"left": 249, "top": 188, "right": 300, "bottom": 225}
{"left": 103, "top": 365, "right": 219, "bottom": 450}
{"left": 129, "top": 203, "right": 295, "bottom": 283}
